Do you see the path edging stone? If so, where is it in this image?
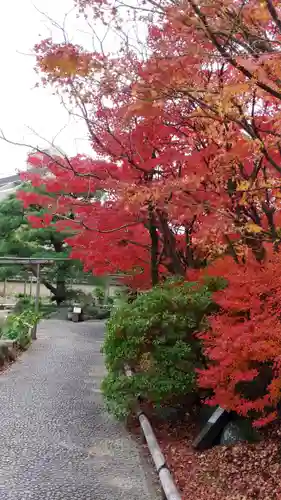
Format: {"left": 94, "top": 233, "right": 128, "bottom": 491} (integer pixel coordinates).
{"left": 125, "top": 366, "right": 182, "bottom": 500}
{"left": 1, "top": 326, "right": 33, "bottom": 364}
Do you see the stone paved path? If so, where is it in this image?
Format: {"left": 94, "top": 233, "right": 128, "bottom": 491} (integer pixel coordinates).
{"left": 0, "top": 319, "right": 160, "bottom": 500}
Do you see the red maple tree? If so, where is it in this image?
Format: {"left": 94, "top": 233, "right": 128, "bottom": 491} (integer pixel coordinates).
{"left": 18, "top": 0, "right": 281, "bottom": 422}
{"left": 22, "top": 34, "right": 237, "bottom": 287}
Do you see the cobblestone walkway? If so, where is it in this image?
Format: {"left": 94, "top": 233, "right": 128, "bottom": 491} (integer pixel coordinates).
{"left": 0, "top": 320, "right": 160, "bottom": 500}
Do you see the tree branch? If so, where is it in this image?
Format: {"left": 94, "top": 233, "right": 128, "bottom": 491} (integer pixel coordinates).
{"left": 266, "top": 0, "right": 281, "bottom": 35}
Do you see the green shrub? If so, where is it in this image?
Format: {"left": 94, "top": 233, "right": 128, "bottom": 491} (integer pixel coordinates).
{"left": 96, "top": 307, "right": 111, "bottom": 320}
{"left": 101, "top": 278, "right": 222, "bottom": 420}
{"left": 3, "top": 308, "right": 41, "bottom": 349}
{"left": 106, "top": 296, "right": 114, "bottom": 306}
{"left": 14, "top": 297, "right": 56, "bottom": 319}
{"left": 14, "top": 296, "right": 36, "bottom": 314}
{"left": 39, "top": 302, "right": 58, "bottom": 318}
{"left": 94, "top": 287, "right": 105, "bottom": 305}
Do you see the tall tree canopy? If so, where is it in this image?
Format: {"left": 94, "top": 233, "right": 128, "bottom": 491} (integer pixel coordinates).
{"left": 22, "top": 0, "right": 281, "bottom": 288}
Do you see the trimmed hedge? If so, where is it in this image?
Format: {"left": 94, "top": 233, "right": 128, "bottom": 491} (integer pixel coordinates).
{"left": 101, "top": 278, "right": 224, "bottom": 420}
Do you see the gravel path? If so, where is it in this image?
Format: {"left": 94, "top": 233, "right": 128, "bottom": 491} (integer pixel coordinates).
{"left": 0, "top": 319, "right": 160, "bottom": 500}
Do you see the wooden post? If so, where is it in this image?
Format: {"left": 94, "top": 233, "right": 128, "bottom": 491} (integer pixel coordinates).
{"left": 32, "top": 263, "right": 40, "bottom": 340}
{"left": 29, "top": 276, "right": 32, "bottom": 297}
{"left": 23, "top": 281, "right": 27, "bottom": 297}
{"left": 3, "top": 279, "right": 7, "bottom": 298}
{"left": 104, "top": 276, "right": 110, "bottom": 304}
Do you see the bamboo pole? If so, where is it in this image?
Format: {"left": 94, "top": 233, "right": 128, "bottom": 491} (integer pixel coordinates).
{"left": 125, "top": 367, "right": 181, "bottom": 500}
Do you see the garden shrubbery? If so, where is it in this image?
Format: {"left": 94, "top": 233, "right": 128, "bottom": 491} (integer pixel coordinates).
{"left": 2, "top": 308, "right": 40, "bottom": 349}
{"left": 102, "top": 278, "right": 224, "bottom": 420}
{"left": 66, "top": 288, "right": 114, "bottom": 320}
{"left": 14, "top": 296, "right": 57, "bottom": 318}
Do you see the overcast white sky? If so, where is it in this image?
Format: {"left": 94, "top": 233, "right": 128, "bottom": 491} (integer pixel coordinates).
{"left": 0, "top": 0, "right": 97, "bottom": 177}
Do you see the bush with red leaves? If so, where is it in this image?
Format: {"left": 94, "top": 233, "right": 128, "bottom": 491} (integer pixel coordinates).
{"left": 197, "top": 247, "right": 281, "bottom": 427}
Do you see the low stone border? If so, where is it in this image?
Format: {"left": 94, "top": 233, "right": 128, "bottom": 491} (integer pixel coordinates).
{"left": 0, "top": 326, "right": 33, "bottom": 367}
{"left": 125, "top": 366, "right": 182, "bottom": 500}
{"left": 0, "top": 303, "right": 15, "bottom": 310}
{"left": 0, "top": 338, "right": 18, "bottom": 365}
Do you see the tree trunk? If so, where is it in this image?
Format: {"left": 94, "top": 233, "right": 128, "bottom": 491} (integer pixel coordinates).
{"left": 156, "top": 210, "right": 185, "bottom": 276}
{"left": 28, "top": 265, "right": 67, "bottom": 305}
{"left": 55, "top": 264, "right": 68, "bottom": 305}
{"left": 148, "top": 206, "right": 159, "bottom": 286}
{"left": 185, "top": 224, "right": 195, "bottom": 268}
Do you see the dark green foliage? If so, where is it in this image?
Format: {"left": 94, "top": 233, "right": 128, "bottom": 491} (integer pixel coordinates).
{"left": 95, "top": 308, "right": 111, "bottom": 320}
{"left": 106, "top": 296, "right": 114, "bottom": 306}
{"left": 101, "top": 279, "right": 222, "bottom": 420}
{"left": 0, "top": 186, "right": 79, "bottom": 303}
